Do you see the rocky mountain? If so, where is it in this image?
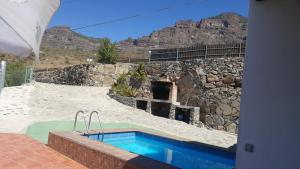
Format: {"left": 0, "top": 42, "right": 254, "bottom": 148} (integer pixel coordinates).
{"left": 37, "top": 12, "right": 247, "bottom": 68}
{"left": 41, "top": 26, "right": 102, "bottom": 52}
{"left": 120, "top": 13, "right": 247, "bottom": 48}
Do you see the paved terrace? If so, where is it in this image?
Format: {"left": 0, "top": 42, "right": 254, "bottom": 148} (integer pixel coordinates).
{"left": 0, "top": 134, "right": 86, "bottom": 169}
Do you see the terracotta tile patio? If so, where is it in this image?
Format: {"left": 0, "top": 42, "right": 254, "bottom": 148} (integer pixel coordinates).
{"left": 0, "top": 134, "right": 87, "bottom": 169}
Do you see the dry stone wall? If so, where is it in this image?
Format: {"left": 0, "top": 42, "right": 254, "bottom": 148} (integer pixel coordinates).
{"left": 34, "top": 63, "right": 137, "bottom": 87}
{"left": 144, "top": 58, "right": 243, "bottom": 133}
{"left": 35, "top": 58, "right": 243, "bottom": 133}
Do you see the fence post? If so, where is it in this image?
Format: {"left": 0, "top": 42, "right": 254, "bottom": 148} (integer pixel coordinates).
{"left": 0, "top": 61, "right": 6, "bottom": 92}
{"left": 148, "top": 50, "right": 152, "bottom": 63}
{"left": 24, "top": 68, "right": 28, "bottom": 84}
{"left": 176, "top": 48, "right": 179, "bottom": 61}
{"left": 239, "top": 43, "right": 242, "bottom": 57}
{"left": 204, "top": 45, "right": 208, "bottom": 59}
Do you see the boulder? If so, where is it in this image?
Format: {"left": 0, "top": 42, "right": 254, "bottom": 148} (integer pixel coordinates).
{"left": 205, "top": 116, "right": 214, "bottom": 126}
{"left": 210, "top": 70, "right": 218, "bottom": 75}
{"left": 212, "top": 115, "right": 225, "bottom": 126}
{"left": 226, "top": 123, "right": 237, "bottom": 133}
{"left": 222, "top": 74, "right": 235, "bottom": 84}
{"left": 231, "top": 100, "right": 240, "bottom": 109}
{"left": 216, "top": 103, "right": 233, "bottom": 116}
{"left": 196, "top": 67, "right": 206, "bottom": 76}
{"left": 207, "top": 73, "right": 219, "bottom": 82}
{"left": 215, "top": 82, "right": 224, "bottom": 87}
{"left": 204, "top": 83, "right": 216, "bottom": 89}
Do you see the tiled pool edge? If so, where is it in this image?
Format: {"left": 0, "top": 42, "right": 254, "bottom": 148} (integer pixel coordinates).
{"left": 48, "top": 128, "right": 235, "bottom": 169}
{"left": 48, "top": 129, "right": 178, "bottom": 169}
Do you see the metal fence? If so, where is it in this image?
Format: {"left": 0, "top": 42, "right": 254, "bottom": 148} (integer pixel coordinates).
{"left": 150, "top": 43, "right": 246, "bottom": 61}
{"left": 0, "top": 61, "right": 6, "bottom": 93}
{"left": 3, "top": 62, "right": 33, "bottom": 87}
{"left": 117, "top": 58, "right": 149, "bottom": 63}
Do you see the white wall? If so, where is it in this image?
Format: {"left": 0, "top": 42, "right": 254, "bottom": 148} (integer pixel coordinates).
{"left": 236, "top": 0, "right": 300, "bottom": 169}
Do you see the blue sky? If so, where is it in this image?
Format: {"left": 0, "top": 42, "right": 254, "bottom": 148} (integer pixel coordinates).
{"left": 49, "top": 0, "right": 249, "bottom": 42}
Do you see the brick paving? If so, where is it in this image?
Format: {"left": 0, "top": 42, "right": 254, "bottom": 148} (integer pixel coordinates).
{"left": 0, "top": 134, "right": 87, "bottom": 169}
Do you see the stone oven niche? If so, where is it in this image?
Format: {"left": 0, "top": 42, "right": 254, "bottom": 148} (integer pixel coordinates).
{"left": 151, "top": 81, "right": 172, "bottom": 101}
{"left": 151, "top": 102, "right": 171, "bottom": 118}
{"left": 136, "top": 100, "right": 148, "bottom": 111}
{"left": 175, "top": 107, "right": 191, "bottom": 124}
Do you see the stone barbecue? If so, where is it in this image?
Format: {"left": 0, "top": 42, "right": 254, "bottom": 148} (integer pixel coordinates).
{"left": 110, "top": 76, "right": 201, "bottom": 126}
{"left": 36, "top": 57, "right": 243, "bottom": 133}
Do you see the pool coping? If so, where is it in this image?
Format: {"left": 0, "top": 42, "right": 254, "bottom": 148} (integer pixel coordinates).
{"left": 48, "top": 128, "right": 235, "bottom": 169}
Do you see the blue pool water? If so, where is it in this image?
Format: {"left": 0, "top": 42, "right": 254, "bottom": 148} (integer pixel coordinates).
{"left": 86, "top": 132, "right": 235, "bottom": 169}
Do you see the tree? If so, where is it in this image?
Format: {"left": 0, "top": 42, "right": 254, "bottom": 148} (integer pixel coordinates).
{"left": 97, "top": 38, "right": 118, "bottom": 64}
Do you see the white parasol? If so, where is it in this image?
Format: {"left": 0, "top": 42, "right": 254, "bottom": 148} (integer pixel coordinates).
{"left": 0, "top": 0, "right": 60, "bottom": 60}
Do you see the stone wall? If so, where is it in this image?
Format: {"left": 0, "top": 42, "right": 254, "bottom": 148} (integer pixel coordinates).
{"left": 34, "top": 63, "right": 137, "bottom": 87}
{"left": 35, "top": 59, "right": 243, "bottom": 133}
{"left": 108, "top": 91, "right": 136, "bottom": 108}
{"left": 144, "top": 58, "right": 243, "bottom": 133}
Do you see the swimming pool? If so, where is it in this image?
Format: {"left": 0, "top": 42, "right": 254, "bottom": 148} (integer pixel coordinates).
{"left": 86, "top": 132, "right": 235, "bottom": 169}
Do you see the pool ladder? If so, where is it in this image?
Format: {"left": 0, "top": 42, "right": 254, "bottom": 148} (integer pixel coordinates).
{"left": 73, "top": 110, "right": 104, "bottom": 142}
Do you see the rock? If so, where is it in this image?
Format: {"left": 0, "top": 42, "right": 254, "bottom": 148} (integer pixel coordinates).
{"left": 226, "top": 123, "right": 237, "bottom": 133}
{"left": 204, "top": 83, "right": 216, "bottom": 89}
{"left": 231, "top": 100, "right": 240, "bottom": 109}
{"left": 210, "top": 70, "right": 218, "bottom": 75}
{"left": 216, "top": 103, "right": 233, "bottom": 116}
{"left": 213, "top": 115, "right": 225, "bottom": 126}
{"left": 232, "top": 108, "right": 240, "bottom": 117}
{"left": 216, "top": 107, "right": 223, "bottom": 115}
{"left": 196, "top": 67, "right": 206, "bottom": 76}
{"left": 215, "top": 82, "right": 224, "bottom": 87}
{"left": 205, "top": 116, "right": 214, "bottom": 125}
{"left": 104, "top": 64, "right": 116, "bottom": 74}
{"left": 115, "top": 63, "right": 130, "bottom": 74}
{"left": 222, "top": 74, "right": 235, "bottom": 84}
{"left": 217, "top": 126, "right": 225, "bottom": 130}
{"left": 207, "top": 73, "right": 219, "bottom": 82}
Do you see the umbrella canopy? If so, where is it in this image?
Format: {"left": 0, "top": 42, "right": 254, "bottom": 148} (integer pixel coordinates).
{"left": 0, "top": 0, "right": 60, "bottom": 60}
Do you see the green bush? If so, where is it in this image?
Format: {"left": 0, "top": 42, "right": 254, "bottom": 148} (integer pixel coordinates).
{"left": 97, "top": 38, "right": 118, "bottom": 64}
{"left": 5, "top": 61, "right": 27, "bottom": 87}
{"left": 131, "top": 63, "right": 146, "bottom": 82}
{"left": 112, "top": 73, "right": 136, "bottom": 97}
{"left": 112, "top": 83, "right": 137, "bottom": 97}
{"left": 117, "top": 73, "right": 128, "bottom": 85}
{"left": 111, "top": 64, "right": 147, "bottom": 97}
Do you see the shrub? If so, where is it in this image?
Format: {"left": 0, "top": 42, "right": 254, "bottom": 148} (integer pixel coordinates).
{"left": 5, "top": 61, "right": 27, "bottom": 87}
{"left": 131, "top": 63, "right": 146, "bottom": 82}
{"left": 97, "top": 38, "right": 118, "bottom": 64}
{"left": 117, "top": 73, "right": 128, "bottom": 85}
{"left": 111, "top": 64, "right": 147, "bottom": 97}
{"left": 112, "top": 84, "right": 137, "bottom": 97}
{"left": 112, "top": 73, "right": 137, "bottom": 97}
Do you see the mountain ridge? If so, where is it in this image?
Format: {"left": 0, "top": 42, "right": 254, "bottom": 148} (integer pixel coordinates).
{"left": 2, "top": 12, "right": 247, "bottom": 69}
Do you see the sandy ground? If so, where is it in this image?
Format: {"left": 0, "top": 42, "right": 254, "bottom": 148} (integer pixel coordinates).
{"left": 0, "top": 82, "right": 237, "bottom": 148}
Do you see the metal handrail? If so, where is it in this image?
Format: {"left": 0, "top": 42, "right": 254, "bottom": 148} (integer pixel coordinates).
{"left": 73, "top": 110, "right": 88, "bottom": 134}
{"left": 88, "top": 111, "right": 104, "bottom": 142}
